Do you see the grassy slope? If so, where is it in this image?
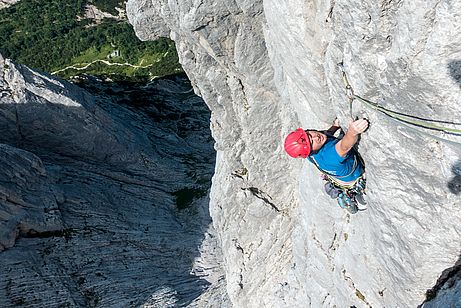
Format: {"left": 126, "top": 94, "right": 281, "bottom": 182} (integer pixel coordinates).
{"left": 0, "top": 0, "right": 182, "bottom": 81}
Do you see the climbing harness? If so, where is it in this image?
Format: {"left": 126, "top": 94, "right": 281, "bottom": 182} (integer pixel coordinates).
{"left": 337, "top": 192, "right": 358, "bottom": 214}
{"left": 309, "top": 153, "right": 366, "bottom": 213}
{"left": 337, "top": 62, "right": 461, "bottom": 136}
{"left": 323, "top": 172, "right": 366, "bottom": 214}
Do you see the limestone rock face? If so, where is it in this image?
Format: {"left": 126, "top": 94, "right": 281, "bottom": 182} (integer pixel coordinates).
{"left": 0, "top": 55, "right": 226, "bottom": 306}
{"left": 0, "top": 0, "right": 19, "bottom": 10}
{"left": 0, "top": 144, "right": 63, "bottom": 251}
{"left": 128, "top": 0, "right": 461, "bottom": 307}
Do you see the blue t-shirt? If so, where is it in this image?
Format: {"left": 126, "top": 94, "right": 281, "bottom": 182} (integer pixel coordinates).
{"left": 309, "top": 137, "right": 363, "bottom": 182}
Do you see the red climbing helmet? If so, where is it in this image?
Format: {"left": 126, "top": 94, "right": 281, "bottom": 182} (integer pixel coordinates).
{"left": 284, "top": 128, "right": 311, "bottom": 158}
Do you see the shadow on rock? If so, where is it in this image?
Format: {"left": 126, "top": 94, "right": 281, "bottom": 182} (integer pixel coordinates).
{"left": 419, "top": 254, "right": 461, "bottom": 307}
{"left": 447, "top": 161, "right": 461, "bottom": 195}
{"left": 0, "top": 72, "right": 220, "bottom": 307}
{"left": 448, "top": 60, "right": 461, "bottom": 86}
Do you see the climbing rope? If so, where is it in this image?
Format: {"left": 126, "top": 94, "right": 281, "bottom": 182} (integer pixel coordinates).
{"left": 337, "top": 62, "right": 461, "bottom": 136}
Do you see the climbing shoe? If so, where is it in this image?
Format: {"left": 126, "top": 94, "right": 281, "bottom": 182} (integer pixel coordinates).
{"left": 345, "top": 202, "right": 358, "bottom": 214}
{"left": 337, "top": 193, "right": 358, "bottom": 214}
{"left": 355, "top": 193, "right": 367, "bottom": 205}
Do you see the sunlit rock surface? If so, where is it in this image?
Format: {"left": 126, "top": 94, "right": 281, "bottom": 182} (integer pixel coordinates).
{"left": 128, "top": 0, "right": 461, "bottom": 307}
{"left": 0, "top": 0, "right": 19, "bottom": 10}
{"left": 0, "top": 54, "right": 227, "bottom": 307}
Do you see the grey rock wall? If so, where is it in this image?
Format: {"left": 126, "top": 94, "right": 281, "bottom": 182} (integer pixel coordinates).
{"left": 0, "top": 143, "right": 63, "bottom": 251}
{"left": 128, "top": 0, "right": 461, "bottom": 307}
{"left": 0, "top": 55, "right": 226, "bottom": 306}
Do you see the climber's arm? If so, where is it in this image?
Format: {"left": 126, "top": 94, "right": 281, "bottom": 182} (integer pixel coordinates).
{"left": 335, "top": 119, "right": 369, "bottom": 157}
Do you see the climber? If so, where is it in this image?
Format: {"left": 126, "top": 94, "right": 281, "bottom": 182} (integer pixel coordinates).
{"left": 284, "top": 118, "right": 369, "bottom": 213}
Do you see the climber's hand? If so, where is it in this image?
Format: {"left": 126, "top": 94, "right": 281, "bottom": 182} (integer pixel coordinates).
{"left": 348, "top": 119, "right": 369, "bottom": 136}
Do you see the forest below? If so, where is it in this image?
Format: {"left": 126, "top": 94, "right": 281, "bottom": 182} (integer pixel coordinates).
{"left": 0, "top": 0, "right": 182, "bottom": 80}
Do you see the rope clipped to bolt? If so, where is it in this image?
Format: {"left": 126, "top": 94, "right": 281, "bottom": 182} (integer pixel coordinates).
{"left": 337, "top": 62, "right": 461, "bottom": 136}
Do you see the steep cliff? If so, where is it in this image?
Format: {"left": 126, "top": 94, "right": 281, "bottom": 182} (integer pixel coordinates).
{"left": 0, "top": 54, "right": 226, "bottom": 306}
{"left": 127, "top": 0, "right": 461, "bottom": 307}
